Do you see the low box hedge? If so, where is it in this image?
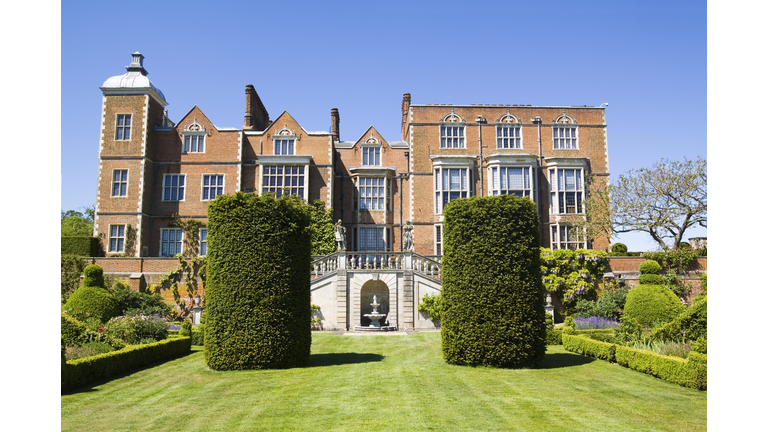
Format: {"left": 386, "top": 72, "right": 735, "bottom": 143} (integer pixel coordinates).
{"left": 615, "top": 345, "right": 707, "bottom": 390}
{"left": 562, "top": 334, "right": 707, "bottom": 390}
{"left": 562, "top": 334, "right": 616, "bottom": 362}
{"left": 62, "top": 336, "right": 191, "bottom": 392}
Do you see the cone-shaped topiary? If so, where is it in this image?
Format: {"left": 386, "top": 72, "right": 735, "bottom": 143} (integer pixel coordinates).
{"left": 204, "top": 192, "right": 312, "bottom": 370}
{"left": 441, "top": 194, "right": 547, "bottom": 368}
{"left": 64, "top": 265, "right": 120, "bottom": 323}
{"left": 623, "top": 284, "right": 684, "bottom": 327}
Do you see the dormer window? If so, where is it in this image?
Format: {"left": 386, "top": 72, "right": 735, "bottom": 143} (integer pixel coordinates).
{"left": 274, "top": 125, "right": 296, "bottom": 155}
{"left": 362, "top": 135, "right": 381, "bottom": 166}
{"left": 182, "top": 119, "right": 206, "bottom": 153}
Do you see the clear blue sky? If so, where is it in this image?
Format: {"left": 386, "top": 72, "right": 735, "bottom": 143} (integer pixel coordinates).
{"left": 60, "top": 0, "right": 706, "bottom": 251}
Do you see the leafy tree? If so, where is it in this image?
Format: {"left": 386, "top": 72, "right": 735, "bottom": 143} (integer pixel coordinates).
{"left": 577, "top": 158, "right": 706, "bottom": 251}
{"left": 61, "top": 206, "right": 95, "bottom": 237}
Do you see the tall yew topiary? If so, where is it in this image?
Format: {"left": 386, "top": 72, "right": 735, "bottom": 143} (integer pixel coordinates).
{"left": 441, "top": 195, "right": 547, "bottom": 368}
{"left": 204, "top": 192, "right": 312, "bottom": 370}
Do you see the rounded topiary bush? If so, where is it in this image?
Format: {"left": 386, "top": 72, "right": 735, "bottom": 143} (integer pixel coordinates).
{"left": 205, "top": 192, "right": 312, "bottom": 370}
{"left": 64, "top": 265, "right": 120, "bottom": 323}
{"left": 82, "top": 264, "right": 106, "bottom": 287}
{"left": 639, "top": 273, "right": 663, "bottom": 285}
{"left": 61, "top": 313, "right": 87, "bottom": 346}
{"left": 441, "top": 194, "right": 546, "bottom": 368}
{"left": 611, "top": 243, "right": 628, "bottom": 253}
{"left": 638, "top": 259, "right": 662, "bottom": 275}
{"left": 623, "top": 284, "right": 684, "bottom": 327}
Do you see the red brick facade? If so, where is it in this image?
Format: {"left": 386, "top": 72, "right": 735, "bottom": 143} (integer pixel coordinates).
{"left": 93, "top": 53, "right": 610, "bottom": 259}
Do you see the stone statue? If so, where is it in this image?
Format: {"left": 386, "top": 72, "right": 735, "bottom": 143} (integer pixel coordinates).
{"left": 334, "top": 219, "right": 346, "bottom": 251}
{"left": 403, "top": 221, "right": 414, "bottom": 251}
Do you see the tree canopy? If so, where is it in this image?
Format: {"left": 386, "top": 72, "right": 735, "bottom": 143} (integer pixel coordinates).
{"left": 578, "top": 158, "right": 706, "bottom": 251}
{"left": 61, "top": 206, "right": 95, "bottom": 237}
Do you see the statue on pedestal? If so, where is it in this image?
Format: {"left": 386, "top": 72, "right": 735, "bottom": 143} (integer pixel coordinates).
{"left": 334, "top": 219, "right": 346, "bottom": 251}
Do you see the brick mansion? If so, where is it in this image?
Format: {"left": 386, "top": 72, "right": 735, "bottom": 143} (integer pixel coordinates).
{"left": 93, "top": 52, "right": 610, "bottom": 259}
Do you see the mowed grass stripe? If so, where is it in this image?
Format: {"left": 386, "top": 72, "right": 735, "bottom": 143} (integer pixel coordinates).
{"left": 62, "top": 333, "right": 706, "bottom": 432}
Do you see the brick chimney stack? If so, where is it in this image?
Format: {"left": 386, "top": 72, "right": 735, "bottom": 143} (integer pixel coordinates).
{"left": 244, "top": 85, "right": 269, "bottom": 131}
{"left": 331, "top": 108, "right": 340, "bottom": 142}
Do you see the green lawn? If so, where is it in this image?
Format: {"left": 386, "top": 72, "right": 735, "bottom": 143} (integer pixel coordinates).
{"left": 61, "top": 332, "right": 706, "bottom": 431}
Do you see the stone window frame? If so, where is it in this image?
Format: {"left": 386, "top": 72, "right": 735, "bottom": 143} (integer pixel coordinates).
{"left": 549, "top": 167, "right": 585, "bottom": 215}
{"left": 115, "top": 114, "right": 132, "bottom": 141}
{"left": 434, "top": 224, "right": 443, "bottom": 256}
{"left": 111, "top": 169, "right": 128, "bottom": 197}
{"left": 162, "top": 173, "right": 186, "bottom": 202}
{"left": 496, "top": 112, "right": 522, "bottom": 149}
{"left": 261, "top": 165, "right": 306, "bottom": 199}
{"left": 273, "top": 125, "right": 297, "bottom": 156}
{"left": 552, "top": 113, "right": 578, "bottom": 150}
{"left": 108, "top": 224, "right": 126, "bottom": 253}
{"left": 489, "top": 165, "right": 535, "bottom": 199}
{"left": 199, "top": 228, "right": 208, "bottom": 256}
{"left": 439, "top": 109, "right": 466, "bottom": 149}
{"left": 358, "top": 225, "right": 387, "bottom": 252}
{"left": 362, "top": 135, "right": 382, "bottom": 166}
{"left": 551, "top": 223, "right": 586, "bottom": 250}
{"left": 160, "top": 228, "right": 183, "bottom": 257}
{"left": 181, "top": 119, "right": 206, "bottom": 153}
{"left": 201, "top": 174, "right": 225, "bottom": 201}
{"left": 434, "top": 166, "right": 472, "bottom": 214}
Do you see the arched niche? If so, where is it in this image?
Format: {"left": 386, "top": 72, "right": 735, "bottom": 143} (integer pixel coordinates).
{"left": 360, "top": 279, "right": 389, "bottom": 327}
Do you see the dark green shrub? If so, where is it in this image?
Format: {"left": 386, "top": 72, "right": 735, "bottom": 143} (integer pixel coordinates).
{"left": 61, "top": 254, "right": 87, "bottom": 304}
{"left": 110, "top": 280, "right": 171, "bottom": 317}
{"left": 64, "top": 285, "right": 121, "bottom": 323}
{"left": 691, "top": 337, "right": 707, "bottom": 354}
{"left": 180, "top": 319, "right": 192, "bottom": 336}
{"left": 205, "top": 192, "right": 312, "bottom": 370}
{"left": 441, "top": 195, "right": 546, "bottom": 368}
{"left": 573, "top": 285, "right": 628, "bottom": 321}
{"left": 418, "top": 293, "right": 443, "bottom": 322}
{"left": 650, "top": 295, "right": 707, "bottom": 342}
{"left": 61, "top": 236, "right": 99, "bottom": 257}
{"left": 611, "top": 243, "right": 628, "bottom": 253}
{"left": 61, "top": 313, "right": 88, "bottom": 346}
{"left": 623, "top": 284, "right": 684, "bottom": 327}
{"left": 638, "top": 260, "right": 662, "bottom": 275}
{"left": 62, "top": 337, "right": 191, "bottom": 392}
{"left": 82, "top": 264, "right": 106, "bottom": 287}
{"left": 639, "top": 274, "right": 663, "bottom": 285}
{"left": 191, "top": 325, "right": 205, "bottom": 346}
{"left": 309, "top": 199, "right": 336, "bottom": 255}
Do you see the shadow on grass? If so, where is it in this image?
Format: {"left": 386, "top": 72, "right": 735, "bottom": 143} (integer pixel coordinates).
{"left": 305, "top": 352, "right": 385, "bottom": 367}
{"left": 61, "top": 350, "right": 198, "bottom": 395}
{"left": 538, "top": 352, "right": 596, "bottom": 369}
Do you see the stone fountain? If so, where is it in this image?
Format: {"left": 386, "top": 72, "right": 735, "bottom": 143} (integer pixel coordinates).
{"left": 354, "top": 295, "right": 396, "bottom": 332}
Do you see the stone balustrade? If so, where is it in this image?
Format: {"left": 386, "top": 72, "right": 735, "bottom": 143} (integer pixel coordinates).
{"left": 310, "top": 252, "right": 442, "bottom": 280}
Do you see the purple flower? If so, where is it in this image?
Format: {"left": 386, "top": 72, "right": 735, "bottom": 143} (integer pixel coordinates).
{"left": 574, "top": 316, "right": 620, "bottom": 330}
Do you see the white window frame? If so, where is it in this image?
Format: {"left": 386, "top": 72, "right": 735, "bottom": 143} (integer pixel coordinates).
{"left": 357, "top": 177, "right": 386, "bottom": 211}
{"left": 434, "top": 167, "right": 471, "bottom": 214}
{"left": 111, "top": 169, "right": 128, "bottom": 197}
{"left": 261, "top": 165, "right": 306, "bottom": 198}
{"left": 108, "top": 224, "right": 126, "bottom": 253}
{"left": 274, "top": 138, "right": 295, "bottom": 156}
{"left": 201, "top": 174, "right": 224, "bottom": 201}
{"left": 551, "top": 223, "right": 586, "bottom": 250}
{"left": 362, "top": 146, "right": 381, "bottom": 166}
{"left": 199, "top": 228, "right": 208, "bottom": 256}
{"left": 115, "top": 114, "right": 132, "bottom": 140}
{"left": 553, "top": 126, "right": 578, "bottom": 149}
{"left": 435, "top": 224, "right": 443, "bottom": 256}
{"left": 440, "top": 110, "right": 466, "bottom": 149}
{"left": 181, "top": 119, "right": 206, "bottom": 153}
{"left": 162, "top": 174, "right": 186, "bottom": 202}
{"left": 489, "top": 165, "right": 535, "bottom": 199}
{"left": 549, "top": 167, "right": 585, "bottom": 214}
{"left": 160, "top": 228, "right": 183, "bottom": 257}
{"left": 496, "top": 124, "right": 522, "bottom": 149}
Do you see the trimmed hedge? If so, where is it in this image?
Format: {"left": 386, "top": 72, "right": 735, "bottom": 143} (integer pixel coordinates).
{"left": 623, "top": 284, "right": 684, "bottom": 327}
{"left": 61, "top": 236, "right": 99, "bottom": 257}
{"left": 62, "top": 337, "right": 192, "bottom": 392}
{"left": 562, "top": 334, "right": 616, "bottom": 362}
{"left": 61, "top": 313, "right": 87, "bottom": 346}
{"left": 615, "top": 345, "right": 707, "bottom": 390}
{"left": 562, "top": 334, "right": 707, "bottom": 390}
{"left": 651, "top": 296, "right": 707, "bottom": 341}
{"left": 64, "top": 285, "right": 121, "bottom": 323}
{"left": 441, "top": 195, "right": 546, "bottom": 368}
{"left": 205, "top": 193, "right": 312, "bottom": 370}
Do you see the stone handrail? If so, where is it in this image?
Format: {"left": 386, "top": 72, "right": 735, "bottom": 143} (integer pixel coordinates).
{"left": 310, "top": 252, "right": 442, "bottom": 279}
